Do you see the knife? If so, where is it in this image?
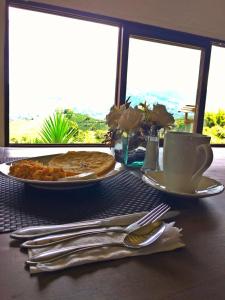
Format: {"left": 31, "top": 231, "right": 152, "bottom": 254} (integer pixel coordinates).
{"left": 10, "top": 210, "right": 179, "bottom": 241}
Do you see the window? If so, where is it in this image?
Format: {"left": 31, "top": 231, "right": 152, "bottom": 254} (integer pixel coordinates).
{"left": 204, "top": 45, "right": 225, "bottom": 144}
{"left": 126, "top": 37, "right": 202, "bottom": 133}
{"left": 8, "top": 6, "right": 119, "bottom": 144}
{"left": 6, "top": 1, "right": 225, "bottom": 146}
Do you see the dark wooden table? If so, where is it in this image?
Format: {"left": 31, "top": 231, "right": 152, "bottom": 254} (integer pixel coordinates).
{"left": 0, "top": 147, "right": 225, "bottom": 300}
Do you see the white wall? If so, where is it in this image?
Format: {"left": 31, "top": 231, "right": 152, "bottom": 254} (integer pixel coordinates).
{"left": 1, "top": 0, "right": 225, "bottom": 145}
{"left": 31, "top": 0, "right": 225, "bottom": 40}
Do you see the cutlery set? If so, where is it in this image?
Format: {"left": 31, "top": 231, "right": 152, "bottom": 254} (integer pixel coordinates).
{"left": 11, "top": 203, "right": 172, "bottom": 266}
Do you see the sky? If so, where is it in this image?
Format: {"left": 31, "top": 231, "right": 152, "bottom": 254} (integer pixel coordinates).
{"left": 127, "top": 37, "right": 201, "bottom": 107}
{"left": 9, "top": 7, "right": 118, "bottom": 119}
{"left": 9, "top": 7, "right": 225, "bottom": 121}
{"left": 205, "top": 45, "right": 225, "bottom": 112}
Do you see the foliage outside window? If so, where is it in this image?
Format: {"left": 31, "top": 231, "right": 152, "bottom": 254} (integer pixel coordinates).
{"left": 203, "top": 45, "right": 225, "bottom": 144}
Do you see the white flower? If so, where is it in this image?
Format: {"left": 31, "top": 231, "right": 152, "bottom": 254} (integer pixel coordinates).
{"left": 104, "top": 101, "right": 175, "bottom": 145}
{"left": 106, "top": 104, "right": 126, "bottom": 129}
{"left": 118, "top": 107, "right": 143, "bottom": 133}
{"left": 151, "top": 104, "right": 174, "bottom": 128}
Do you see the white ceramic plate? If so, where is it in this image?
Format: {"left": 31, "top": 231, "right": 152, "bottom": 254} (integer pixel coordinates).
{"left": 142, "top": 171, "right": 224, "bottom": 198}
{"left": 0, "top": 153, "right": 124, "bottom": 190}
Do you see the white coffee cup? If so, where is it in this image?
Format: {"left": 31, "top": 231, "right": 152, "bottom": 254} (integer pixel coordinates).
{"left": 163, "top": 131, "right": 213, "bottom": 193}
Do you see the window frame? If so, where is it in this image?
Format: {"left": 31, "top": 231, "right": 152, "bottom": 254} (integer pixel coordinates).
{"left": 5, "top": 0, "right": 123, "bottom": 147}
{"left": 123, "top": 34, "right": 205, "bottom": 133}
{"left": 5, "top": 0, "right": 225, "bottom": 146}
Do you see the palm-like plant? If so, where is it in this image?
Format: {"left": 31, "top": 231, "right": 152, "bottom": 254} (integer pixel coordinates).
{"left": 38, "top": 112, "right": 76, "bottom": 144}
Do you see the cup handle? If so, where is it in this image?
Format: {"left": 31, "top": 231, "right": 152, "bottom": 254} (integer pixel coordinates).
{"left": 191, "top": 144, "right": 213, "bottom": 184}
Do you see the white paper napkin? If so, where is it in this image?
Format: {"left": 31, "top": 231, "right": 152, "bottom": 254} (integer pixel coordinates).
{"left": 25, "top": 212, "right": 185, "bottom": 274}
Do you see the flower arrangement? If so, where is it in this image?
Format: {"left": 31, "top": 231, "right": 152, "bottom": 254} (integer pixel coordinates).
{"left": 104, "top": 98, "right": 175, "bottom": 146}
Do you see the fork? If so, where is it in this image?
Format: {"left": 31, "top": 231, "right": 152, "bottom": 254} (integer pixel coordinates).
{"left": 22, "top": 203, "right": 170, "bottom": 248}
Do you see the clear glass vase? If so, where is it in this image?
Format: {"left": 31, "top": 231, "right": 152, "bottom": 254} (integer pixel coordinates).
{"left": 141, "top": 125, "right": 160, "bottom": 173}
{"left": 121, "top": 132, "right": 146, "bottom": 167}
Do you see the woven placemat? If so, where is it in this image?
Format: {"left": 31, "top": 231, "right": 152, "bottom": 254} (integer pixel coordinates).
{"left": 0, "top": 157, "right": 168, "bottom": 233}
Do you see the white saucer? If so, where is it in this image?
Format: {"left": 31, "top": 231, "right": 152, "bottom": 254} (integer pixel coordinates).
{"left": 142, "top": 171, "right": 224, "bottom": 198}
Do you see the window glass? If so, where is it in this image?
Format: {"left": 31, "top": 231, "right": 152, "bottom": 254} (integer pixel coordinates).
{"left": 126, "top": 37, "right": 201, "bottom": 133}
{"left": 9, "top": 7, "right": 119, "bottom": 144}
{"left": 204, "top": 45, "right": 225, "bottom": 144}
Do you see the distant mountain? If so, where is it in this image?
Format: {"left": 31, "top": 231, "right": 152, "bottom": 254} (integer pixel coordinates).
{"left": 71, "top": 90, "right": 187, "bottom": 120}
{"left": 127, "top": 90, "right": 187, "bottom": 119}
{"left": 10, "top": 90, "right": 193, "bottom": 121}
{"left": 72, "top": 107, "right": 106, "bottom": 121}
{"left": 65, "top": 110, "right": 107, "bottom": 130}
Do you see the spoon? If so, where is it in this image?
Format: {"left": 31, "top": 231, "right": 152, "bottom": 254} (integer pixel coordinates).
{"left": 26, "top": 221, "right": 166, "bottom": 265}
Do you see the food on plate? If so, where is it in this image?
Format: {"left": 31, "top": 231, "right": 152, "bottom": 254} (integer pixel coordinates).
{"left": 9, "top": 160, "right": 75, "bottom": 181}
{"left": 48, "top": 151, "right": 116, "bottom": 176}
{"left": 9, "top": 151, "right": 116, "bottom": 181}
